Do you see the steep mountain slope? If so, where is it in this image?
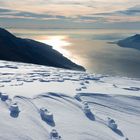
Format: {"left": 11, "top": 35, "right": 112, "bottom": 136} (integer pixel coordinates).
{"left": 0, "top": 28, "right": 85, "bottom": 71}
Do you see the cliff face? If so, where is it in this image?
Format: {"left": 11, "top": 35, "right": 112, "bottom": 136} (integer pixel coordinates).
{"left": 0, "top": 28, "right": 85, "bottom": 71}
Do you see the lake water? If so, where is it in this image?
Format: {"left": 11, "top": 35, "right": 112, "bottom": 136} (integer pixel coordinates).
{"left": 10, "top": 28, "right": 140, "bottom": 79}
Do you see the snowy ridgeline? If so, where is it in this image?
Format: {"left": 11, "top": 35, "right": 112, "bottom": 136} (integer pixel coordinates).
{"left": 0, "top": 60, "right": 140, "bottom": 140}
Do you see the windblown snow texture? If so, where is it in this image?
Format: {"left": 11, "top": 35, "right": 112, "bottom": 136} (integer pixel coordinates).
{"left": 0, "top": 60, "right": 140, "bottom": 140}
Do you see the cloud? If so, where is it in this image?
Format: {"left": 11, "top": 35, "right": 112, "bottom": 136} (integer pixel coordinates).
{"left": 0, "top": 8, "right": 12, "bottom": 13}
{"left": 119, "top": 5, "right": 140, "bottom": 15}
{"left": 79, "top": 5, "right": 140, "bottom": 23}
{"left": 0, "top": 0, "right": 137, "bottom": 16}
{"left": 0, "top": 8, "right": 68, "bottom": 20}
{"left": 0, "top": 0, "right": 139, "bottom": 29}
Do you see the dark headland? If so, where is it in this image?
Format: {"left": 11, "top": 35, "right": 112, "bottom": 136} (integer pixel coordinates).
{"left": 0, "top": 28, "right": 85, "bottom": 71}
{"left": 116, "top": 34, "right": 140, "bottom": 51}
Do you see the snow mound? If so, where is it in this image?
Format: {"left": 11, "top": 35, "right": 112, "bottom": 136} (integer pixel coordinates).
{"left": 0, "top": 60, "right": 140, "bottom": 140}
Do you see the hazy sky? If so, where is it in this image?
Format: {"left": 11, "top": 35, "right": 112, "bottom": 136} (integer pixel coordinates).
{"left": 0, "top": 0, "right": 140, "bottom": 29}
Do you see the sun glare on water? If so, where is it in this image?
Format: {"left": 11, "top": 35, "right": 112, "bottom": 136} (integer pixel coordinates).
{"left": 39, "top": 36, "right": 71, "bottom": 57}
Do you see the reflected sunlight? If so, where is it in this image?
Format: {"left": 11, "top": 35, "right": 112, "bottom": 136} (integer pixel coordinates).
{"left": 39, "top": 36, "right": 71, "bottom": 57}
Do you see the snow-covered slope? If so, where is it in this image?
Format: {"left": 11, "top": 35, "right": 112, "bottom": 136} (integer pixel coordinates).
{"left": 0, "top": 60, "right": 140, "bottom": 140}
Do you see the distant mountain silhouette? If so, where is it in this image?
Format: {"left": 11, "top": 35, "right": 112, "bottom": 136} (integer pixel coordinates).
{"left": 0, "top": 28, "right": 85, "bottom": 71}
{"left": 117, "top": 34, "right": 140, "bottom": 50}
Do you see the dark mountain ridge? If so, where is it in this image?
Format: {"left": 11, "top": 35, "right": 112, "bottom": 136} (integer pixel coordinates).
{"left": 117, "top": 34, "right": 140, "bottom": 50}
{"left": 0, "top": 28, "right": 85, "bottom": 71}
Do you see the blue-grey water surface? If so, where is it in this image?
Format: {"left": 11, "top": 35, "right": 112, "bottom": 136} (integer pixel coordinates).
{"left": 11, "top": 28, "right": 140, "bottom": 79}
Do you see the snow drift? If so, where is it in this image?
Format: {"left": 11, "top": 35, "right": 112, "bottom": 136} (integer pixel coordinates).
{"left": 0, "top": 60, "right": 140, "bottom": 140}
